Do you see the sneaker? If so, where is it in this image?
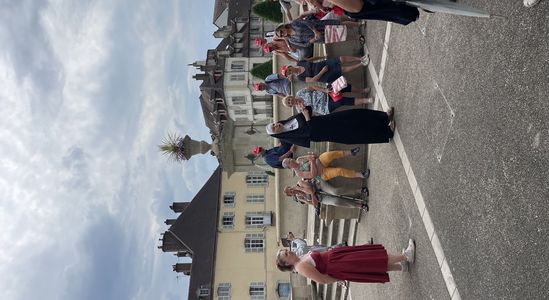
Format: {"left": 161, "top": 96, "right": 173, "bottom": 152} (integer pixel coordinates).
{"left": 524, "top": 0, "right": 541, "bottom": 7}
{"left": 361, "top": 169, "right": 370, "bottom": 178}
{"left": 361, "top": 54, "right": 370, "bottom": 66}
{"left": 350, "top": 147, "right": 360, "bottom": 156}
{"left": 402, "top": 239, "right": 416, "bottom": 263}
{"left": 400, "top": 261, "right": 409, "bottom": 272}
{"left": 361, "top": 186, "right": 369, "bottom": 196}
{"left": 360, "top": 202, "right": 369, "bottom": 212}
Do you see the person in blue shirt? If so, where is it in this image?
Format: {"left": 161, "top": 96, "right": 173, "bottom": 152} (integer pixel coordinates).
{"left": 251, "top": 143, "right": 296, "bottom": 169}
{"left": 253, "top": 73, "right": 291, "bottom": 97}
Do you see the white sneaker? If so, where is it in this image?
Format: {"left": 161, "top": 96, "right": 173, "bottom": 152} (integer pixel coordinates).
{"left": 361, "top": 55, "right": 370, "bottom": 66}
{"left": 524, "top": 0, "right": 541, "bottom": 7}
{"left": 402, "top": 239, "right": 415, "bottom": 263}
{"left": 400, "top": 261, "right": 409, "bottom": 272}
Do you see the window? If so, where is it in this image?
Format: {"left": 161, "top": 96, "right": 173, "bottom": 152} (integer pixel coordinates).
{"left": 276, "top": 282, "right": 291, "bottom": 298}
{"left": 253, "top": 108, "right": 273, "bottom": 116}
{"left": 249, "top": 282, "right": 265, "bottom": 299}
{"left": 234, "top": 109, "right": 248, "bottom": 115}
{"left": 224, "top": 192, "right": 235, "bottom": 207}
{"left": 198, "top": 287, "right": 210, "bottom": 297}
{"left": 246, "top": 195, "right": 264, "bottom": 203}
{"left": 232, "top": 96, "right": 246, "bottom": 105}
{"left": 217, "top": 283, "right": 231, "bottom": 300}
{"left": 222, "top": 212, "right": 234, "bottom": 229}
{"left": 244, "top": 233, "right": 264, "bottom": 252}
{"left": 246, "top": 172, "right": 268, "bottom": 186}
{"left": 230, "top": 74, "right": 245, "bottom": 81}
{"left": 245, "top": 212, "right": 272, "bottom": 228}
{"left": 231, "top": 61, "right": 245, "bottom": 70}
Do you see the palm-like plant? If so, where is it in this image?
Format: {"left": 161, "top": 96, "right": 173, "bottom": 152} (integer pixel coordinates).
{"left": 159, "top": 133, "right": 187, "bottom": 162}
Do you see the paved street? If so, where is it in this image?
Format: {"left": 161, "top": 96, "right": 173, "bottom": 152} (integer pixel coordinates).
{"left": 344, "top": 2, "right": 548, "bottom": 300}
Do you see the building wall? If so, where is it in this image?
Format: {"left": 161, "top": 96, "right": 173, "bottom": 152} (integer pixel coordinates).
{"left": 213, "top": 171, "right": 290, "bottom": 299}
{"left": 224, "top": 57, "right": 273, "bottom": 122}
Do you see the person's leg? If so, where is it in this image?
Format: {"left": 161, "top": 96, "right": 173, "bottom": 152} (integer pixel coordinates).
{"left": 354, "top": 97, "right": 374, "bottom": 105}
{"left": 318, "top": 150, "right": 350, "bottom": 167}
{"left": 327, "top": 0, "right": 364, "bottom": 13}
{"left": 341, "top": 62, "right": 364, "bottom": 73}
{"left": 388, "top": 254, "right": 407, "bottom": 264}
{"left": 320, "top": 195, "right": 362, "bottom": 208}
{"left": 387, "top": 263, "right": 404, "bottom": 271}
{"left": 319, "top": 179, "right": 361, "bottom": 195}
{"left": 321, "top": 167, "right": 362, "bottom": 180}
{"left": 338, "top": 56, "right": 361, "bottom": 64}
{"left": 328, "top": 97, "right": 354, "bottom": 112}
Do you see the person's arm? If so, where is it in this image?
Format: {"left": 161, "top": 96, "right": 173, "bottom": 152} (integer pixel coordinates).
{"left": 295, "top": 180, "right": 319, "bottom": 205}
{"left": 275, "top": 51, "right": 298, "bottom": 63}
{"left": 279, "top": 145, "right": 295, "bottom": 160}
{"left": 291, "top": 159, "right": 313, "bottom": 179}
{"left": 301, "top": 105, "right": 312, "bottom": 121}
{"left": 295, "top": 261, "right": 339, "bottom": 284}
{"left": 306, "top": 65, "right": 328, "bottom": 83}
{"left": 304, "top": 56, "right": 326, "bottom": 62}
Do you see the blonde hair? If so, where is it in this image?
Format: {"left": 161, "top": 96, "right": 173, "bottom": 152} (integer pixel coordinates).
{"left": 282, "top": 96, "right": 294, "bottom": 108}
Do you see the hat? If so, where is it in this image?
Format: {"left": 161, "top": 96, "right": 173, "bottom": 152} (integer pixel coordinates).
{"left": 255, "top": 38, "right": 263, "bottom": 47}
{"left": 253, "top": 83, "right": 262, "bottom": 91}
{"left": 280, "top": 65, "right": 288, "bottom": 76}
{"left": 251, "top": 146, "right": 262, "bottom": 155}
{"left": 262, "top": 43, "right": 271, "bottom": 53}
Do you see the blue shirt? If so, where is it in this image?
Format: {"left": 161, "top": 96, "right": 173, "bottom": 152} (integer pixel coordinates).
{"left": 262, "top": 142, "right": 293, "bottom": 168}
{"left": 264, "top": 74, "right": 291, "bottom": 96}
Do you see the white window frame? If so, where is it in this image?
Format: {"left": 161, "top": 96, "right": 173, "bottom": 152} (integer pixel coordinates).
{"left": 246, "top": 172, "right": 268, "bottom": 186}
{"left": 217, "top": 283, "right": 231, "bottom": 300}
{"left": 223, "top": 192, "right": 236, "bottom": 207}
{"left": 222, "top": 212, "right": 234, "bottom": 229}
{"left": 246, "top": 195, "right": 264, "bottom": 203}
{"left": 249, "top": 282, "right": 265, "bottom": 300}
{"left": 244, "top": 233, "right": 264, "bottom": 252}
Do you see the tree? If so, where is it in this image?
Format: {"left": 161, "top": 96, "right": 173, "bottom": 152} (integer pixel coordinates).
{"left": 252, "top": 1, "right": 283, "bottom": 23}
{"left": 159, "top": 132, "right": 186, "bottom": 162}
{"left": 251, "top": 59, "right": 273, "bottom": 79}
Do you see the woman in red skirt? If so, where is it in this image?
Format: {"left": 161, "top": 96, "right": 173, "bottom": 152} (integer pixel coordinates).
{"left": 276, "top": 239, "right": 415, "bottom": 284}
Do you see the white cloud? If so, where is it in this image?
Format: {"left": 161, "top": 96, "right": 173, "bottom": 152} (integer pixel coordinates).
{"left": 0, "top": 0, "right": 218, "bottom": 299}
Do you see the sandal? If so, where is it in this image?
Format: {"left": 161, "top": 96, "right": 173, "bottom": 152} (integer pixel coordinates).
{"left": 361, "top": 54, "right": 370, "bottom": 66}
{"left": 361, "top": 186, "right": 369, "bottom": 196}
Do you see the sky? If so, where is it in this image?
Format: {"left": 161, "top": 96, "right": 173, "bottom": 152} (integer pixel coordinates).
{"left": 0, "top": 0, "right": 219, "bottom": 299}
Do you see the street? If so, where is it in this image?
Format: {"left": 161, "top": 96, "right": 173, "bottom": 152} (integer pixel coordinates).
{"left": 349, "top": 1, "right": 549, "bottom": 299}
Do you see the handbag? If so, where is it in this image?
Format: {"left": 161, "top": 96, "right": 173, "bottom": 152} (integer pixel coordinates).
{"left": 324, "top": 25, "right": 347, "bottom": 44}
{"left": 331, "top": 76, "right": 347, "bottom": 93}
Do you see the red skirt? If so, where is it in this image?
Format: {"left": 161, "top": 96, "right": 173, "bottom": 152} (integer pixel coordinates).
{"left": 311, "top": 244, "right": 390, "bottom": 283}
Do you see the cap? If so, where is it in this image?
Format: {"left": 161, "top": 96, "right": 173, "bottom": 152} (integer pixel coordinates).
{"left": 280, "top": 65, "right": 288, "bottom": 76}
{"left": 251, "top": 146, "right": 262, "bottom": 155}
{"left": 262, "top": 43, "right": 271, "bottom": 53}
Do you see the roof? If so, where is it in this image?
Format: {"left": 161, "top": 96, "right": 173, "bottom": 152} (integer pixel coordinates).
{"left": 164, "top": 167, "right": 222, "bottom": 299}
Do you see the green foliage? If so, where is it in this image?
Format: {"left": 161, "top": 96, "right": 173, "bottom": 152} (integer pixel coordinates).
{"left": 251, "top": 60, "right": 273, "bottom": 79}
{"left": 159, "top": 132, "right": 186, "bottom": 162}
{"left": 252, "top": 1, "right": 284, "bottom": 23}
{"left": 265, "top": 170, "right": 275, "bottom": 176}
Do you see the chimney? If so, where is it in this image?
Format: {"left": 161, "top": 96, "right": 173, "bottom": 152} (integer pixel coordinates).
{"left": 173, "top": 263, "right": 192, "bottom": 276}
{"left": 170, "top": 202, "right": 190, "bottom": 213}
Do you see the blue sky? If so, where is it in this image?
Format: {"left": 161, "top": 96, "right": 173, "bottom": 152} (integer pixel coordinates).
{"left": 0, "top": 0, "right": 219, "bottom": 299}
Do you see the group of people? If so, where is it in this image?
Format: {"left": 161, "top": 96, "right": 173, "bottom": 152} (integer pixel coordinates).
{"left": 248, "top": 0, "right": 420, "bottom": 287}
{"left": 247, "top": 0, "right": 546, "bottom": 289}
